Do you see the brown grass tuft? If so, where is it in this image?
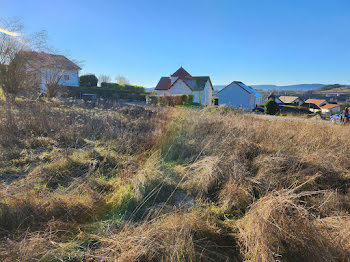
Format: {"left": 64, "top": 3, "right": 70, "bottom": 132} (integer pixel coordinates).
{"left": 237, "top": 190, "right": 349, "bottom": 262}
{"left": 89, "top": 210, "right": 240, "bottom": 262}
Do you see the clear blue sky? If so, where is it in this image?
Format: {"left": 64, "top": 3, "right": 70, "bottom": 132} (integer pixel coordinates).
{"left": 1, "top": 0, "right": 349, "bottom": 87}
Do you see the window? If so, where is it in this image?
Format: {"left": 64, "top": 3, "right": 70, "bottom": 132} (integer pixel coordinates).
{"left": 64, "top": 75, "right": 69, "bottom": 81}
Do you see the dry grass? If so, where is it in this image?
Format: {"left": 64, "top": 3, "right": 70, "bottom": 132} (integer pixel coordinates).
{"left": 237, "top": 190, "right": 349, "bottom": 262}
{"left": 87, "top": 210, "right": 240, "bottom": 262}
{"left": 1, "top": 101, "right": 350, "bottom": 261}
{"left": 182, "top": 156, "right": 221, "bottom": 197}
{"left": 0, "top": 183, "right": 103, "bottom": 236}
{"left": 0, "top": 100, "right": 168, "bottom": 237}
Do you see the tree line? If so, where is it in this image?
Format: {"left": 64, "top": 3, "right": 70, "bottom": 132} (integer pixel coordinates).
{"left": 79, "top": 74, "right": 146, "bottom": 93}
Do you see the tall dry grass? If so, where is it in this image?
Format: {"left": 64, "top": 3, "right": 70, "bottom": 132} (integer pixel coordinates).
{"left": 1, "top": 102, "right": 350, "bottom": 261}
{"left": 83, "top": 210, "right": 240, "bottom": 262}
{"left": 0, "top": 100, "right": 169, "bottom": 239}
{"left": 237, "top": 189, "right": 349, "bottom": 262}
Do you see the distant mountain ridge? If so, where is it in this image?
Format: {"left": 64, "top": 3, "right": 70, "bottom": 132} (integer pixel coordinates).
{"left": 149, "top": 84, "right": 328, "bottom": 92}
{"left": 214, "top": 84, "right": 326, "bottom": 91}
{"left": 251, "top": 84, "right": 326, "bottom": 91}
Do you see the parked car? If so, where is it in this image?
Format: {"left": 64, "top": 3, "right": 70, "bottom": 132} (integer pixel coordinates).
{"left": 329, "top": 114, "right": 349, "bottom": 123}
{"left": 253, "top": 106, "right": 265, "bottom": 113}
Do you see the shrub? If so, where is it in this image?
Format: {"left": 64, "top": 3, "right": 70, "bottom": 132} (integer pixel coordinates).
{"left": 79, "top": 74, "right": 98, "bottom": 87}
{"left": 146, "top": 95, "right": 159, "bottom": 105}
{"left": 146, "top": 95, "right": 194, "bottom": 106}
{"left": 264, "top": 99, "right": 279, "bottom": 115}
{"left": 212, "top": 97, "right": 219, "bottom": 105}
{"left": 159, "top": 95, "right": 183, "bottom": 106}
{"left": 182, "top": 94, "right": 194, "bottom": 105}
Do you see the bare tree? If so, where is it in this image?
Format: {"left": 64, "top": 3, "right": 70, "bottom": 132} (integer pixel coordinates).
{"left": 99, "top": 74, "right": 111, "bottom": 85}
{"left": 0, "top": 18, "right": 46, "bottom": 102}
{"left": 44, "top": 67, "right": 65, "bottom": 98}
{"left": 115, "top": 75, "right": 130, "bottom": 86}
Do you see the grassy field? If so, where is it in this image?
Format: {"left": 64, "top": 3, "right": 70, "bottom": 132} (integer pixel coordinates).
{"left": 0, "top": 100, "right": 350, "bottom": 261}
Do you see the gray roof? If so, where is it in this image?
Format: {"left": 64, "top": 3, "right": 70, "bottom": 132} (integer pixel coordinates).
{"left": 219, "top": 81, "right": 262, "bottom": 97}
{"left": 24, "top": 51, "right": 81, "bottom": 71}
{"left": 183, "top": 76, "right": 211, "bottom": 91}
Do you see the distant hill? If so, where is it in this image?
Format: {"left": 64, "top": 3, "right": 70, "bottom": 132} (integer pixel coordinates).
{"left": 151, "top": 84, "right": 327, "bottom": 92}
{"left": 250, "top": 84, "right": 326, "bottom": 91}
{"left": 214, "top": 84, "right": 326, "bottom": 91}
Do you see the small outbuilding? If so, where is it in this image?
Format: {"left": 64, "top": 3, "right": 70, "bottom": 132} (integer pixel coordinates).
{"left": 217, "top": 81, "right": 262, "bottom": 110}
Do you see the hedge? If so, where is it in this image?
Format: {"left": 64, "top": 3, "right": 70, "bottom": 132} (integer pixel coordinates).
{"left": 101, "top": 82, "right": 146, "bottom": 93}
{"left": 146, "top": 94, "right": 194, "bottom": 106}
{"left": 79, "top": 74, "right": 98, "bottom": 87}
{"left": 65, "top": 86, "right": 146, "bottom": 101}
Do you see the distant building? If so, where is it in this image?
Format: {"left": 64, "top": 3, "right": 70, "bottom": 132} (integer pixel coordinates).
{"left": 25, "top": 51, "right": 81, "bottom": 92}
{"left": 278, "top": 96, "right": 304, "bottom": 106}
{"left": 320, "top": 103, "right": 340, "bottom": 115}
{"left": 302, "top": 103, "right": 321, "bottom": 113}
{"left": 267, "top": 93, "right": 283, "bottom": 103}
{"left": 304, "top": 99, "right": 328, "bottom": 107}
{"left": 217, "top": 81, "right": 263, "bottom": 110}
{"left": 154, "top": 67, "right": 213, "bottom": 106}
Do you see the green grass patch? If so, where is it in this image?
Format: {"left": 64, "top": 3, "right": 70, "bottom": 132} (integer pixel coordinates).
{"left": 0, "top": 88, "right": 4, "bottom": 101}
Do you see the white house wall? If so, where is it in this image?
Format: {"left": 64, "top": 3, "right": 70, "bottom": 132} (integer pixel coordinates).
{"left": 321, "top": 107, "right": 340, "bottom": 114}
{"left": 255, "top": 96, "right": 263, "bottom": 106}
{"left": 202, "top": 80, "right": 212, "bottom": 106}
{"left": 296, "top": 99, "right": 304, "bottom": 106}
{"left": 218, "top": 83, "right": 254, "bottom": 110}
{"left": 192, "top": 91, "right": 200, "bottom": 104}
{"left": 39, "top": 68, "right": 79, "bottom": 92}
{"left": 156, "top": 90, "right": 169, "bottom": 95}
{"left": 169, "top": 79, "right": 192, "bottom": 95}
{"left": 171, "top": 76, "right": 178, "bottom": 84}
{"left": 249, "top": 94, "right": 255, "bottom": 109}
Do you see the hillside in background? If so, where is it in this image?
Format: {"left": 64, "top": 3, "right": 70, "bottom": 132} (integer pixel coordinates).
{"left": 151, "top": 84, "right": 328, "bottom": 93}
{"left": 214, "top": 84, "right": 326, "bottom": 91}
{"left": 251, "top": 83, "right": 326, "bottom": 91}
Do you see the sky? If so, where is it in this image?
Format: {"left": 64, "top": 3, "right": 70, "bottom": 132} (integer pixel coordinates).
{"left": 0, "top": 0, "right": 349, "bottom": 87}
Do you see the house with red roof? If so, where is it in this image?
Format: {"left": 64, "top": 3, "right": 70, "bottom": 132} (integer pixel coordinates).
{"left": 304, "top": 98, "right": 340, "bottom": 115}
{"left": 304, "top": 99, "right": 328, "bottom": 107}
{"left": 154, "top": 67, "right": 213, "bottom": 106}
{"left": 320, "top": 103, "right": 340, "bottom": 115}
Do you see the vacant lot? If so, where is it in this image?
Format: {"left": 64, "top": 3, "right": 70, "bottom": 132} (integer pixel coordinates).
{"left": 0, "top": 100, "right": 349, "bottom": 261}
